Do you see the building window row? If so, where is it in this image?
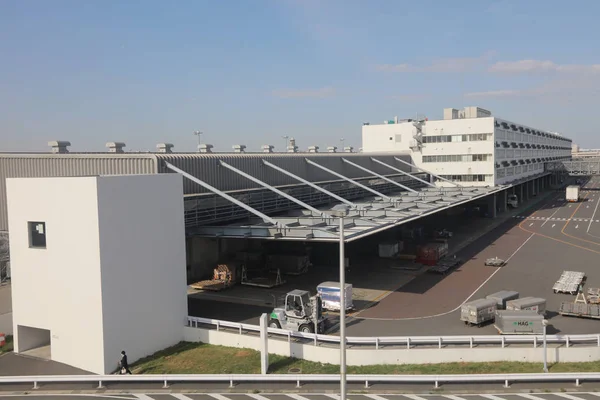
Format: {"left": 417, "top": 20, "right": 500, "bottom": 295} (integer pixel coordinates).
{"left": 438, "top": 174, "right": 493, "bottom": 182}
{"left": 423, "top": 154, "right": 492, "bottom": 163}
{"left": 423, "top": 133, "right": 492, "bottom": 143}
{"left": 495, "top": 120, "right": 571, "bottom": 144}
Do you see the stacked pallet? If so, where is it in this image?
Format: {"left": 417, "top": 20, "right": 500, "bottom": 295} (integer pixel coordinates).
{"left": 552, "top": 270, "right": 585, "bottom": 295}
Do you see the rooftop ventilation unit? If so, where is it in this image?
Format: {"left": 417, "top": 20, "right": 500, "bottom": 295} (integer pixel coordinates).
{"left": 48, "top": 141, "right": 71, "bottom": 154}
{"left": 106, "top": 142, "right": 126, "bottom": 153}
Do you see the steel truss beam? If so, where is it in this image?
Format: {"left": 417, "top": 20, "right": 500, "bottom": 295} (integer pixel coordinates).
{"left": 304, "top": 158, "right": 392, "bottom": 200}
{"left": 341, "top": 158, "right": 419, "bottom": 193}
{"left": 219, "top": 160, "right": 326, "bottom": 217}
{"left": 393, "top": 157, "right": 462, "bottom": 187}
{"left": 261, "top": 160, "right": 356, "bottom": 207}
{"left": 165, "top": 162, "right": 279, "bottom": 225}
{"left": 370, "top": 157, "right": 436, "bottom": 188}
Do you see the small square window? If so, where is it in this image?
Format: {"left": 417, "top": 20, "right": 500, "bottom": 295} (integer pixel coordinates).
{"left": 28, "top": 221, "right": 46, "bottom": 249}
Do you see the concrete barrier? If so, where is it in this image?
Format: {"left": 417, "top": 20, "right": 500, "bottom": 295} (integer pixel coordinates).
{"left": 0, "top": 313, "right": 12, "bottom": 335}
{"left": 183, "top": 326, "right": 600, "bottom": 365}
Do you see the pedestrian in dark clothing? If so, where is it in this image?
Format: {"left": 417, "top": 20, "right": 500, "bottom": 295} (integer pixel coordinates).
{"left": 119, "top": 350, "right": 132, "bottom": 374}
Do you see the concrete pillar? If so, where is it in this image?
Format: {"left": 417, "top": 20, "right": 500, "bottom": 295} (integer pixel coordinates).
{"left": 501, "top": 190, "right": 508, "bottom": 213}
{"left": 489, "top": 194, "right": 497, "bottom": 218}
{"left": 520, "top": 184, "right": 524, "bottom": 203}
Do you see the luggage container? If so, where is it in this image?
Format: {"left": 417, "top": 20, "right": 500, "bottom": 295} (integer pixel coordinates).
{"left": 416, "top": 242, "right": 449, "bottom": 265}
{"left": 460, "top": 298, "right": 497, "bottom": 326}
{"left": 506, "top": 297, "right": 546, "bottom": 315}
{"left": 379, "top": 242, "right": 400, "bottom": 258}
{"left": 494, "top": 310, "right": 544, "bottom": 335}
{"left": 486, "top": 290, "right": 519, "bottom": 309}
{"left": 316, "top": 281, "right": 353, "bottom": 312}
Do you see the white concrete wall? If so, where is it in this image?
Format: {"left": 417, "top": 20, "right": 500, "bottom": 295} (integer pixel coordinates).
{"left": 7, "top": 177, "right": 105, "bottom": 373}
{"left": 96, "top": 174, "right": 187, "bottom": 374}
{"left": 0, "top": 312, "right": 12, "bottom": 335}
{"left": 7, "top": 174, "right": 187, "bottom": 374}
{"left": 184, "top": 327, "right": 600, "bottom": 365}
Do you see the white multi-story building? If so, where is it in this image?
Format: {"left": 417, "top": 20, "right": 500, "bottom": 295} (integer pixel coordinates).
{"left": 362, "top": 106, "right": 572, "bottom": 187}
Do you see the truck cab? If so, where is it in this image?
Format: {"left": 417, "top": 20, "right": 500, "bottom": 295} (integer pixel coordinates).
{"left": 507, "top": 194, "right": 519, "bottom": 208}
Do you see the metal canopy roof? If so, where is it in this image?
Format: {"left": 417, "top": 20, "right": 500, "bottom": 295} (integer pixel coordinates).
{"left": 166, "top": 158, "right": 507, "bottom": 243}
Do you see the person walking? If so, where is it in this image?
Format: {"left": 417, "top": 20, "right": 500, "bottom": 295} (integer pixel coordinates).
{"left": 119, "top": 350, "right": 132, "bottom": 374}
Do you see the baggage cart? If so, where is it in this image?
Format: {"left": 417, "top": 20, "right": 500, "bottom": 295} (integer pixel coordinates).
{"left": 494, "top": 310, "right": 544, "bottom": 335}
{"left": 460, "top": 298, "right": 497, "bottom": 327}
{"left": 552, "top": 270, "right": 585, "bottom": 294}
{"left": 506, "top": 297, "right": 546, "bottom": 315}
{"left": 486, "top": 290, "right": 519, "bottom": 309}
{"left": 559, "top": 302, "right": 600, "bottom": 320}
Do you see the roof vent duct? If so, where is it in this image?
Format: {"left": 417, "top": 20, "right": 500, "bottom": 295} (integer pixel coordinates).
{"left": 327, "top": 146, "right": 337, "bottom": 153}
{"left": 157, "top": 143, "right": 174, "bottom": 153}
{"left": 106, "top": 142, "right": 126, "bottom": 153}
{"left": 287, "top": 138, "right": 298, "bottom": 153}
{"left": 308, "top": 146, "right": 319, "bottom": 153}
{"left": 48, "top": 141, "right": 71, "bottom": 154}
{"left": 262, "top": 145, "right": 274, "bottom": 153}
{"left": 344, "top": 146, "right": 354, "bottom": 153}
{"left": 198, "top": 144, "right": 214, "bottom": 153}
{"left": 232, "top": 144, "right": 246, "bottom": 153}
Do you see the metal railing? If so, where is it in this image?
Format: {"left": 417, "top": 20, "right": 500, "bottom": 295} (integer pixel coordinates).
{"left": 0, "top": 372, "right": 598, "bottom": 390}
{"left": 187, "top": 316, "right": 600, "bottom": 349}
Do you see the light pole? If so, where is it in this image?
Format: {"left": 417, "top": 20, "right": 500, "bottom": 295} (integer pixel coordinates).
{"left": 194, "top": 131, "right": 203, "bottom": 152}
{"left": 542, "top": 319, "right": 549, "bottom": 372}
{"left": 331, "top": 204, "right": 350, "bottom": 400}
{"left": 340, "top": 138, "right": 345, "bottom": 150}
{"left": 282, "top": 135, "right": 289, "bottom": 152}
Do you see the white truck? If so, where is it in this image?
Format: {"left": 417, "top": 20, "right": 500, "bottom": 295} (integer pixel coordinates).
{"left": 507, "top": 194, "right": 519, "bottom": 208}
{"left": 566, "top": 185, "right": 580, "bottom": 202}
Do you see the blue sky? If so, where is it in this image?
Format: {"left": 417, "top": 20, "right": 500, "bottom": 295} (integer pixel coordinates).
{"left": 1, "top": 0, "right": 599, "bottom": 152}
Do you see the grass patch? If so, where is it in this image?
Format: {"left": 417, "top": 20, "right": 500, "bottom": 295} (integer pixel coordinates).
{"left": 132, "top": 341, "right": 600, "bottom": 375}
{"left": 0, "top": 335, "right": 13, "bottom": 354}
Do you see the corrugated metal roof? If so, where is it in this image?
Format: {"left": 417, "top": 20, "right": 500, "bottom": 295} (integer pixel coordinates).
{"left": 0, "top": 151, "right": 413, "bottom": 231}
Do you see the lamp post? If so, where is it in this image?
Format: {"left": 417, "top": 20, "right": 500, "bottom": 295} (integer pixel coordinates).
{"left": 282, "top": 135, "right": 289, "bottom": 152}
{"left": 194, "top": 131, "right": 203, "bottom": 152}
{"left": 331, "top": 204, "right": 350, "bottom": 400}
{"left": 542, "top": 319, "right": 549, "bottom": 373}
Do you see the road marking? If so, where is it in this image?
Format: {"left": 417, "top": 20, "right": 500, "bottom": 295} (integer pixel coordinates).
{"left": 576, "top": 225, "right": 579, "bottom": 229}
{"left": 480, "top": 395, "right": 509, "bottom": 400}
{"left": 172, "top": 395, "right": 196, "bottom": 400}
{"left": 246, "top": 395, "right": 274, "bottom": 400}
{"left": 443, "top": 396, "right": 468, "bottom": 400}
{"left": 552, "top": 224, "right": 556, "bottom": 228}
{"left": 529, "top": 223, "right": 534, "bottom": 227}
{"left": 134, "top": 395, "right": 156, "bottom": 400}
{"left": 553, "top": 394, "right": 592, "bottom": 400}
{"left": 208, "top": 395, "right": 233, "bottom": 400}
{"left": 517, "top": 394, "right": 548, "bottom": 400}
{"left": 588, "top": 186, "right": 600, "bottom": 233}
{"left": 322, "top": 395, "right": 340, "bottom": 400}
{"left": 286, "top": 395, "right": 313, "bottom": 400}
{"left": 364, "top": 395, "right": 391, "bottom": 400}
{"left": 402, "top": 395, "right": 430, "bottom": 400}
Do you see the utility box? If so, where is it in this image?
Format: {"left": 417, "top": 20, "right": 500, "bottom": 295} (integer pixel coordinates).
{"left": 378, "top": 241, "right": 403, "bottom": 258}
{"left": 460, "top": 298, "right": 497, "bottom": 326}
{"left": 506, "top": 297, "right": 546, "bottom": 315}
{"left": 486, "top": 290, "right": 519, "bottom": 310}
{"left": 494, "top": 310, "right": 544, "bottom": 335}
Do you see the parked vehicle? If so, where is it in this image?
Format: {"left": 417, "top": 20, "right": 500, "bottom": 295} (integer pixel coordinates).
{"left": 566, "top": 185, "right": 580, "bottom": 202}
{"left": 486, "top": 290, "right": 519, "bottom": 310}
{"left": 316, "top": 281, "right": 354, "bottom": 312}
{"left": 506, "top": 297, "right": 546, "bottom": 315}
{"left": 507, "top": 194, "right": 519, "bottom": 208}
{"left": 494, "top": 310, "right": 544, "bottom": 335}
{"left": 460, "top": 298, "right": 497, "bottom": 326}
{"left": 269, "top": 290, "right": 328, "bottom": 333}
{"left": 485, "top": 257, "right": 506, "bottom": 267}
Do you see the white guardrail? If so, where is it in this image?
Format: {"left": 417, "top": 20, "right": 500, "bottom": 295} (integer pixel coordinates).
{"left": 0, "top": 372, "right": 598, "bottom": 390}
{"left": 187, "top": 316, "right": 600, "bottom": 349}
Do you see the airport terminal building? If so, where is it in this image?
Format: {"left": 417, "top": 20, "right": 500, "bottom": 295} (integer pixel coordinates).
{"left": 1, "top": 106, "right": 574, "bottom": 373}
{"left": 361, "top": 106, "right": 572, "bottom": 186}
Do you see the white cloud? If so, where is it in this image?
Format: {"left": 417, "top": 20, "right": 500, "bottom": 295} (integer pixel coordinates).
{"left": 465, "top": 76, "right": 600, "bottom": 99}
{"left": 464, "top": 89, "right": 521, "bottom": 98}
{"left": 271, "top": 86, "right": 335, "bottom": 99}
{"left": 489, "top": 60, "right": 600, "bottom": 74}
{"left": 375, "top": 52, "right": 496, "bottom": 73}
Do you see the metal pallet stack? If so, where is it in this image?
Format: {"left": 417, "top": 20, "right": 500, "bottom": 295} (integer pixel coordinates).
{"left": 552, "top": 270, "right": 586, "bottom": 295}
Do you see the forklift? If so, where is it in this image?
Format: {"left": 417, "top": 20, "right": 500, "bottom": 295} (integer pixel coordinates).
{"left": 269, "top": 289, "right": 328, "bottom": 333}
